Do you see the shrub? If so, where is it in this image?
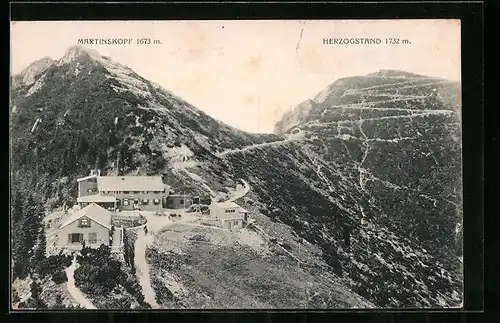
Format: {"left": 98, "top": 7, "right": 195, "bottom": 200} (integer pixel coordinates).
{"left": 100, "top": 294, "right": 132, "bottom": 309}
{"left": 121, "top": 269, "right": 148, "bottom": 307}
{"left": 50, "top": 294, "right": 66, "bottom": 309}
{"left": 38, "top": 254, "right": 72, "bottom": 279}
{"left": 187, "top": 234, "right": 210, "bottom": 242}
{"left": 12, "top": 291, "right": 20, "bottom": 303}
{"left": 74, "top": 246, "right": 122, "bottom": 295}
{"left": 151, "top": 274, "right": 177, "bottom": 305}
{"left": 51, "top": 270, "right": 68, "bottom": 284}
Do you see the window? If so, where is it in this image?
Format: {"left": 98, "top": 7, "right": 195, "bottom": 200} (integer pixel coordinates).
{"left": 68, "top": 233, "right": 83, "bottom": 243}
{"left": 123, "top": 199, "right": 129, "bottom": 206}
{"left": 88, "top": 233, "right": 97, "bottom": 244}
{"left": 124, "top": 191, "right": 130, "bottom": 194}
{"left": 143, "top": 199, "right": 149, "bottom": 205}
{"left": 154, "top": 199, "right": 159, "bottom": 205}
{"left": 79, "top": 218, "right": 90, "bottom": 227}
{"left": 144, "top": 191, "right": 149, "bottom": 194}
{"left": 180, "top": 199, "right": 184, "bottom": 204}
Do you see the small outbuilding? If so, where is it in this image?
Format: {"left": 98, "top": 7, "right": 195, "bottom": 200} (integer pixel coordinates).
{"left": 165, "top": 194, "right": 193, "bottom": 209}
{"left": 209, "top": 201, "right": 249, "bottom": 230}
{"left": 220, "top": 217, "right": 244, "bottom": 230}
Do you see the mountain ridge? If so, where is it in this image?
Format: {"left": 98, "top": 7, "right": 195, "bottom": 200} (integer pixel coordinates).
{"left": 275, "top": 70, "right": 459, "bottom": 134}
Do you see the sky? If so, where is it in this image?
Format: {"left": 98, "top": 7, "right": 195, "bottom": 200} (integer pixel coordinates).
{"left": 10, "top": 20, "right": 461, "bottom": 133}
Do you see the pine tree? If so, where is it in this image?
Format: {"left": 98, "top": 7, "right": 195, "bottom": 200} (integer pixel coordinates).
{"left": 22, "top": 197, "right": 41, "bottom": 253}
{"left": 30, "top": 280, "right": 42, "bottom": 300}
{"left": 123, "top": 229, "right": 130, "bottom": 267}
{"left": 62, "top": 139, "right": 77, "bottom": 175}
{"left": 11, "top": 190, "right": 23, "bottom": 224}
{"left": 15, "top": 195, "right": 45, "bottom": 277}
{"left": 33, "top": 226, "right": 47, "bottom": 272}
{"left": 95, "top": 151, "right": 106, "bottom": 172}
{"left": 12, "top": 195, "right": 32, "bottom": 279}
{"left": 52, "top": 294, "right": 65, "bottom": 309}
{"left": 76, "top": 135, "right": 89, "bottom": 158}
{"left": 29, "top": 280, "right": 48, "bottom": 309}
{"left": 11, "top": 190, "right": 25, "bottom": 278}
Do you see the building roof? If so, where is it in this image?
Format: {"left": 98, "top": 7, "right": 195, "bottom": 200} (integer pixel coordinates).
{"left": 77, "top": 174, "right": 97, "bottom": 182}
{"left": 213, "top": 201, "right": 241, "bottom": 209}
{"left": 97, "top": 176, "right": 166, "bottom": 192}
{"left": 77, "top": 194, "right": 117, "bottom": 203}
{"left": 60, "top": 203, "right": 112, "bottom": 230}
{"left": 212, "top": 201, "right": 249, "bottom": 213}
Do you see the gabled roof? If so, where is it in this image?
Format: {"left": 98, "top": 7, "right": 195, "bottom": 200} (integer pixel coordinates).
{"left": 59, "top": 203, "right": 112, "bottom": 230}
{"left": 97, "top": 176, "right": 166, "bottom": 192}
{"left": 77, "top": 194, "right": 117, "bottom": 203}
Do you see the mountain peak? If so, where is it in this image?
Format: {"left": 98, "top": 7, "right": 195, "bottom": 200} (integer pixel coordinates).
{"left": 366, "top": 69, "right": 426, "bottom": 78}
{"left": 13, "top": 57, "right": 55, "bottom": 87}
{"left": 58, "top": 45, "right": 103, "bottom": 65}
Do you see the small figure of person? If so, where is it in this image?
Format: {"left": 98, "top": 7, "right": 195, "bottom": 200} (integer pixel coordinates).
{"left": 144, "top": 226, "right": 148, "bottom": 235}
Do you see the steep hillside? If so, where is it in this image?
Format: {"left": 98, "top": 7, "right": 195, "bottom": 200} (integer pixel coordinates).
{"left": 10, "top": 45, "right": 281, "bottom": 207}
{"left": 272, "top": 70, "right": 462, "bottom": 264}
{"left": 185, "top": 70, "right": 462, "bottom": 307}
{"left": 223, "top": 70, "right": 462, "bottom": 307}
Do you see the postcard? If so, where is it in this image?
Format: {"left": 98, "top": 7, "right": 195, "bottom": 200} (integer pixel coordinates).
{"left": 10, "top": 19, "right": 462, "bottom": 310}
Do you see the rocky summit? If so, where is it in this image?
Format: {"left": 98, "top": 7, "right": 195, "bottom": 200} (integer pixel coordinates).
{"left": 10, "top": 46, "right": 462, "bottom": 309}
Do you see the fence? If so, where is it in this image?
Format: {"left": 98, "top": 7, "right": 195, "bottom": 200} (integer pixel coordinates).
{"left": 111, "top": 213, "right": 146, "bottom": 228}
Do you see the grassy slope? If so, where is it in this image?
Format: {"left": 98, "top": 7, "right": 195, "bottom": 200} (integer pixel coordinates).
{"left": 182, "top": 138, "right": 461, "bottom": 308}
{"left": 147, "top": 222, "right": 373, "bottom": 309}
